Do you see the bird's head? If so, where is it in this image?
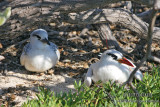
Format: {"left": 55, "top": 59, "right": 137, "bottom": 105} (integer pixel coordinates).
{"left": 101, "top": 49, "right": 134, "bottom": 67}
{"left": 30, "top": 29, "right": 50, "bottom": 48}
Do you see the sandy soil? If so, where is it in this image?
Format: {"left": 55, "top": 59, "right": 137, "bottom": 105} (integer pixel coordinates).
{"left": 0, "top": 68, "right": 79, "bottom": 106}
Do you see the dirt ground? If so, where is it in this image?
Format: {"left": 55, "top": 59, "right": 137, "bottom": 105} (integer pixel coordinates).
{"left": 0, "top": 21, "right": 160, "bottom": 106}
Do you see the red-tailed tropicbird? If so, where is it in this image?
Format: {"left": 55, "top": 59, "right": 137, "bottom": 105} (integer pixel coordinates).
{"left": 84, "top": 49, "right": 143, "bottom": 87}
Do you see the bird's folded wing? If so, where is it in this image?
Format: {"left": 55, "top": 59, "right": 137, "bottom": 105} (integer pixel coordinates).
{"left": 49, "top": 42, "right": 58, "bottom": 51}
{"left": 134, "top": 70, "right": 143, "bottom": 81}
{"left": 49, "top": 42, "right": 60, "bottom": 60}
{"left": 20, "top": 43, "right": 31, "bottom": 65}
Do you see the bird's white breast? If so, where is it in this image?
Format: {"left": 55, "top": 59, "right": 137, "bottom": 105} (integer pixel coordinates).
{"left": 24, "top": 47, "right": 58, "bottom": 72}
{"left": 91, "top": 59, "right": 130, "bottom": 83}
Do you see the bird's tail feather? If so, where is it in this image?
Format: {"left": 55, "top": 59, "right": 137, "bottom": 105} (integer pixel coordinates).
{"left": 134, "top": 70, "right": 143, "bottom": 81}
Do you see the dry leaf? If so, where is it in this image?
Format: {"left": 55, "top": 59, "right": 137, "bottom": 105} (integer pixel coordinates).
{"left": 49, "top": 23, "right": 56, "bottom": 26}
{"left": 57, "top": 62, "right": 64, "bottom": 66}
{"left": 16, "top": 84, "right": 23, "bottom": 87}
{"left": 58, "top": 48, "right": 64, "bottom": 53}
{"left": 92, "top": 49, "right": 97, "bottom": 53}
{"left": 110, "top": 25, "right": 116, "bottom": 29}
{"left": 4, "top": 101, "right": 8, "bottom": 107}
{"left": 83, "top": 63, "right": 89, "bottom": 68}
{"left": 157, "top": 12, "right": 160, "bottom": 16}
{"left": 64, "top": 63, "right": 70, "bottom": 67}
{"left": 10, "top": 94, "right": 16, "bottom": 101}
{"left": 38, "top": 82, "right": 44, "bottom": 86}
{"left": 97, "top": 48, "right": 100, "bottom": 52}
{"left": 68, "top": 72, "right": 79, "bottom": 77}
{"left": 71, "top": 65, "right": 77, "bottom": 69}
{"left": 123, "top": 30, "right": 131, "bottom": 34}
{"left": 77, "top": 31, "right": 81, "bottom": 35}
{"left": 63, "top": 51, "right": 69, "bottom": 55}
{"left": 32, "top": 81, "right": 37, "bottom": 84}
{"left": 0, "top": 43, "right": 3, "bottom": 48}
{"left": 39, "top": 73, "right": 45, "bottom": 76}
{"left": 44, "top": 78, "right": 52, "bottom": 81}
{"left": 48, "top": 69, "right": 54, "bottom": 75}
{"left": 78, "top": 50, "right": 86, "bottom": 53}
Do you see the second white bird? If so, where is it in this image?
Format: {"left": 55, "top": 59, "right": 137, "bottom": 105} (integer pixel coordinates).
{"left": 20, "top": 29, "right": 60, "bottom": 72}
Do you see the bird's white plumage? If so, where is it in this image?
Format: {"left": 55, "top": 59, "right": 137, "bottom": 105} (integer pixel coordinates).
{"left": 20, "top": 29, "right": 60, "bottom": 72}
{"left": 84, "top": 49, "right": 143, "bottom": 87}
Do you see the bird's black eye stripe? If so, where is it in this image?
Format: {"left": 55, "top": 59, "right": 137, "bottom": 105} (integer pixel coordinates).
{"left": 107, "top": 53, "right": 117, "bottom": 60}
{"left": 33, "top": 34, "right": 41, "bottom": 40}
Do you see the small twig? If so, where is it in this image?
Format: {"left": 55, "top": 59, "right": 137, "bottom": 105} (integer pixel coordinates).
{"left": 79, "top": 25, "right": 91, "bottom": 36}
{"left": 148, "top": 55, "right": 160, "bottom": 63}
{"left": 67, "top": 25, "right": 91, "bottom": 41}
{"left": 88, "top": 58, "right": 99, "bottom": 64}
{"left": 129, "top": 83, "right": 141, "bottom": 106}
{"left": 67, "top": 35, "right": 83, "bottom": 41}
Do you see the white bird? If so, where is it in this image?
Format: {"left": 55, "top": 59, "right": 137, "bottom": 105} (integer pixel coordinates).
{"left": 84, "top": 49, "right": 143, "bottom": 87}
{"left": 20, "top": 29, "right": 60, "bottom": 72}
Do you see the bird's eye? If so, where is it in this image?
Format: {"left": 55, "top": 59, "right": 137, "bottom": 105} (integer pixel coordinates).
{"left": 106, "top": 53, "right": 117, "bottom": 60}
{"left": 34, "top": 34, "right": 41, "bottom": 40}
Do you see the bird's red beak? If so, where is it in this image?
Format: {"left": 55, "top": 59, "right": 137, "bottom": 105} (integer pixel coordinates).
{"left": 117, "top": 57, "right": 134, "bottom": 67}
